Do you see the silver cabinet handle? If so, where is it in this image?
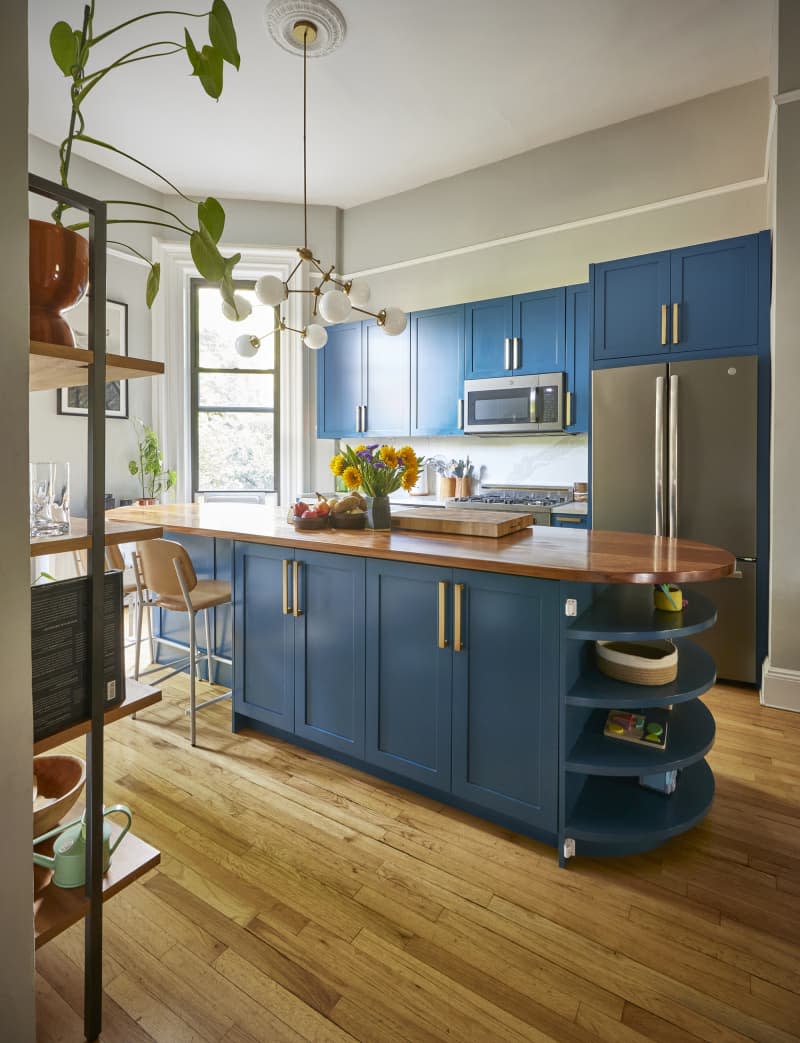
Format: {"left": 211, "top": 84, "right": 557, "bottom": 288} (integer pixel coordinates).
{"left": 668, "top": 374, "right": 679, "bottom": 538}
{"left": 362, "top": 403, "right": 367, "bottom": 432}
{"left": 355, "top": 405, "right": 361, "bottom": 432}
{"left": 565, "top": 391, "right": 573, "bottom": 428}
{"left": 655, "top": 376, "right": 665, "bottom": 537}
{"left": 457, "top": 398, "right": 464, "bottom": 430}
{"left": 512, "top": 337, "right": 520, "bottom": 370}
{"left": 503, "top": 337, "right": 512, "bottom": 371}
{"left": 673, "top": 302, "right": 679, "bottom": 345}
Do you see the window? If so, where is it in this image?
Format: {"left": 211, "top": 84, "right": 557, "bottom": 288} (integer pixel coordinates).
{"left": 190, "top": 280, "right": 279, "bottom": 497}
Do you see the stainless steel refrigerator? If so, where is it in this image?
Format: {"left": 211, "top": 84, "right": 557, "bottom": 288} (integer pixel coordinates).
{"left": 592, "top": 355, "right": 758, "bottom": 683}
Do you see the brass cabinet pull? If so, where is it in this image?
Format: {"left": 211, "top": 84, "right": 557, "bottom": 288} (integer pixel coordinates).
{"left": 661, "top": 303, "right": 667, "bottom": 345}
{"left": 565, "top": 391, "right": 573, "bottom": 427}
{"left": 672, "top": 302, "right": 679, "bottom": 345}
{"left": 282, "top": 559, "right": 291, "bottom": 615}
{"left": 457, "top": 398, "right": 464, "bottom": 430}
{"left": 292, "top": 560, "right": 302, "bottom": 617}
{"left": 437, "top": 581, "right": 448, "bottom": 649}
{"left": 558, "top": 515, "right": 583, "bottom": 523}
{"left": 454, "top": 583, "right": 464, "bottom": 652}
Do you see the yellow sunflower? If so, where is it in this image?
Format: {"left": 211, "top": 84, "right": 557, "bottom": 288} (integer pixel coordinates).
{"left": 379, "top": 446, "right": 399, "bottom": 468}
{"left": 329, "top": 453, "right": 346, "bottom": 476}
{"left": 354, "top": 444, "right": 367, "bottom": 453}
{"left": 401, "top": 467, "right": 419, "bottom": 491}
{"left": 342, "top": 466, "right": 362, "bottom": 490}
{"left": 397, "top": 446, "right": 417, "bottom": 468}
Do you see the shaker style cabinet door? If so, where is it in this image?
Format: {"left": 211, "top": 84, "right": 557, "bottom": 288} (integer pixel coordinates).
{"left": 465, "top": 296, "right": 513, "bottom": 378}
{"left": 410, "top": 305, "right": 466, "bottom": 436}
{"left": 513, "top": 287, "right": 566, "bottom": 374}
{"left": 565, "top": 283, "right": 590, "bottom": 433}
{"left": 451, "top": 570, "right": 559, "bottom": 834}
{"left": 233, "top": 542, "right": 295, "bottom": 732}
{"left": 362, "top": 319, "right": 411, "bottom": 437}
{"left": 316, "top": 321, "right": 363, "bottom": 438}
{"left": 365, "top": 560, "right": 453, "bottom": 790}
{"left": 293, "top": 550, "right": 366, "bottom": 758}
{"left": 592, "top": 251, "right": 670, "bottom": 362}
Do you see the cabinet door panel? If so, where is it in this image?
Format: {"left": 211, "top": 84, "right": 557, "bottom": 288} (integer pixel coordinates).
{"left": 411, "top": 305, "right": 465, "bottom": 436}
{"left": 452, "top": 571, "right": 558, "bottom": 832}
{"left": 363, "top": 319, "right": 410, "bottom": 436}
{"left": 233, "top": 542, "right": 294, "bottom": 731}
{"left": 670, "top": 236, "right": 759, "bottom": 353}
{"left": 465, "top": 297, "right": 513, "bottom": 378}
{"left": 365, "top": 560, "right": 452, "bottom": 789}
{"left": 316, "top": 321, "right": 362, "bottom": 438}
{"left": 294, "top": 551, "right": 365, "bottom": 757}
{"left": 565, "top": 284, "right": 589, "bottom": 433}
{"left": 513, "top": 288, "right": 565, "bottom": 374}
{"left": 593, "top": 252, "right": 670, "bottom": 361}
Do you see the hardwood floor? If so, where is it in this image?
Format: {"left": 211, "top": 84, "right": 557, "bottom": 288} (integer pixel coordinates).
{"left": 35, "top": 677, "right": 800, "bottom": 1042}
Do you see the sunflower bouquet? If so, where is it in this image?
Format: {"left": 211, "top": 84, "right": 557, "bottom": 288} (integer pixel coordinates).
{"left": 330, "top": 444, "right": 423, "bottom": 497}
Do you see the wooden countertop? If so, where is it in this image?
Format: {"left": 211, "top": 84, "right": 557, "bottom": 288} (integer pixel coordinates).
{"left": 107, "top": 503, "right": 734, "bottom": 584}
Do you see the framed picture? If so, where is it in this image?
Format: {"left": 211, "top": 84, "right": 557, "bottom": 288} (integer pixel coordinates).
{"left": 57, "top": 299, "right": 129, "bottom": 419}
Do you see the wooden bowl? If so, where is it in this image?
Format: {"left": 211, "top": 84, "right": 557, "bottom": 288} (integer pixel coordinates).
{"left": 33, "top": 754, "right": 86, "bottom": 837}
{"left": 330, "top": 512, "right": 367, "bottom": 530}
{"left": 292, "top": 515, "right": 330, "bottom": 531}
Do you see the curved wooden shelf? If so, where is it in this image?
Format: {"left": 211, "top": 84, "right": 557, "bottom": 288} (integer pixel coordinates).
{"left": 566, "top": 639, "right": 716, "bottom": 708}
{"left": 565, "top": 699, "right": 715, "bottom": 775}
{"left": 568, "top": 586, "right": 717, "bottom": 641}
{"left": 30, "top": 340, "right": 164, "bottom": 392}
{"left": 565, "top": 759, "right": 714, "bottom": 846}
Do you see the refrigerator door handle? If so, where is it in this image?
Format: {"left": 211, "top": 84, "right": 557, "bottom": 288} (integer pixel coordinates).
{"left": 654, "top": 375, "right": 665, "bottom": 537}
{"left": 668, "top": 373, "right": 679, "bottom": 538}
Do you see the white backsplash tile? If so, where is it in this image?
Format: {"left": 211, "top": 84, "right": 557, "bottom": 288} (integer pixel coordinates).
{"left": 406, "top": 434, "right": 588, "bottom": 488}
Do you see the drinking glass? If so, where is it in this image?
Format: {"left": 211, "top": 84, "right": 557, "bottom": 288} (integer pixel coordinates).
{"left": 30, "top": 462, "right": 70, "bottom": 536}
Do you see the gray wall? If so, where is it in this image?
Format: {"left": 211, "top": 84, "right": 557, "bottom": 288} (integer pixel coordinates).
{"left": 0, "top": 1, "right": 35, "bottom": 1038}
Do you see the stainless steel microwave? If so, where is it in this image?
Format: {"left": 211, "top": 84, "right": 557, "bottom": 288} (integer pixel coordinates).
{"left": 463, "top": 373, "right": 566, "bottom": 434}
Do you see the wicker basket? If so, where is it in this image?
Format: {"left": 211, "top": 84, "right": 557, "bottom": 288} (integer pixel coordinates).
{"left": 595, "top": 639, "right": 678, "bottom": 686}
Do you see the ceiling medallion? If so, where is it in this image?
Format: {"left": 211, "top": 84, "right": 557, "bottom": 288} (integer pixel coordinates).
{"left": 264, "top": 0, "right": 346, "bottom": 57}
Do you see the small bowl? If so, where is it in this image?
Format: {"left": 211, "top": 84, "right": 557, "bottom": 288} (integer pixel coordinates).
{"left": 330, "top": 512, "right": 367, "bottom": 530}
{"left": 292, "top": 515, "right": 330, "bottom": 531}
{"left": 33, "top": 754, "right": 86, "bottom": 837}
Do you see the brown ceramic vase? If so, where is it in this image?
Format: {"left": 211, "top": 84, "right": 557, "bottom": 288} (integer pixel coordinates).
{"left": 29, "top": 219, "right": 90, "bottom": 347}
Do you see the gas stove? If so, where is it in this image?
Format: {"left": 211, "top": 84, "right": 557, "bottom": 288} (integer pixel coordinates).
{"left": 445, "top": 485, "right": 573, "bottom": 524}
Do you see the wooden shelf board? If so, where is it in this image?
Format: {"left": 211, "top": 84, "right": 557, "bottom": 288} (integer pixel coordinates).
{"left": 34, "top": 829, "right": 160, "bottom": 949}
{"left": 31, "top": 518, "right": 163, "bottom": 558}
{"left": 30, "top": 340, "right": 164, "bottom": 392}
{"left": 33, "top": 679, "right": 162, "bottom": 755}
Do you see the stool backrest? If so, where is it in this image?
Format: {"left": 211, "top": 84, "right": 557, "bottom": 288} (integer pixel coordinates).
{"left": 137, "top": 538, "right": 197, "bottom": 598}
{"left": 106, "top": 544, "right": 125, "bottom": 571}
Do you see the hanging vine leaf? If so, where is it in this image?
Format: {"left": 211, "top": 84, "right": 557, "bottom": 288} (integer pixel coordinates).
{"left": 198, "top": 197, "right": 225, "bottom": 243}
{"left": 209, "top": 0, "right": 240, "bottom": 70}
{"left": 184, "top": 29, "right": 224, "bottom": 99}
{"left": 50, "top": 21, "right": 79, "bottom": 75}
{"left": 146, "top": 262, "right": 161, "bottom": 308}
{"left": 190, "top": 228, "right": 226, "bottom": 281}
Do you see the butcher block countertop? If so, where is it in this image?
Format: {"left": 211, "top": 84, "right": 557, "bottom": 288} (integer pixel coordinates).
{"left": 107, "top": 503, "right": 735, "bottom": 585}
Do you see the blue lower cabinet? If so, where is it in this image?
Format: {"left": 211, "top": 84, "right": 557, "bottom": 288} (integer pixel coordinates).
{"left": 551, "top": 513, "right": 588, "bottom": 529}
{"left": 234, "top": 542, "right": 294, "bottom": 731}
{"left": 451, "top": 570, "right": 559, "bottom": 833}
{"left": 365, "top": 560, "right": 452, "bottom": 789}
{"left": 294, "top": 550, "right": 366, "bottom": 757}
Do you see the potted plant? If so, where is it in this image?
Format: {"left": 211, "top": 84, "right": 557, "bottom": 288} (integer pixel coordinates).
{"left": 128, "top": 418, "right": 176, "bottom": 505}
{"left": 34, "top": 1, "right": 243, "bottom": 346}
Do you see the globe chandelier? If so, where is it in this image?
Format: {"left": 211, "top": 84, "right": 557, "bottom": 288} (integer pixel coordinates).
{"left": 232, "top": 0, "right": 407, "bottom": 357}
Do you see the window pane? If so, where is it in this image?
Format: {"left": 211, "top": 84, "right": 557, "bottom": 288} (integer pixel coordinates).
{"left": 197, "top": 411, "right": 275, "bottom": 491}
{"left": 198, "top": 373, "right": 274, "bottom": 409}
{"left": 197, "top": 285, "right": 276, "bottom": 370}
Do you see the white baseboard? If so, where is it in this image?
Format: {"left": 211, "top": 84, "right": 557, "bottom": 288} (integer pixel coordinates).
{"left": 760, "top": 658, "right": 800, "bottom": 712}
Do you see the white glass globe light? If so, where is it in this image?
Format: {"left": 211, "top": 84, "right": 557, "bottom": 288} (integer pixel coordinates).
{"left": 255, "top": 274, "right": 288, "bottom": 307}
{"left": 222, "top": 294, "right": 252, "bottom": 322}
{"left": 304, "top": 324, "right": 328, "bottom": 350}
{"left": 347, "top": 279, "right": 370, "bottom": 307}
{"left": 235, "top": 333, "right": 260, "bottom": 358}
{"left": 318, "top": 289, "right": 353, "bottom": 324}
{"left": 380, "top": 306, "right": 408, "bottom": 336}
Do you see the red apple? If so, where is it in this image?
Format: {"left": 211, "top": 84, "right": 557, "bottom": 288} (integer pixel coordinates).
{"left": 302, "top": 509, "right": 319, "bottom": 519}
{"left": 293, "top": 500, "right": 308, "bottom": 518}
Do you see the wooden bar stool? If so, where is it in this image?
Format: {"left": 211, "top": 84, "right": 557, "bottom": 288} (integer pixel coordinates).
{"left": 133, "top": 538, "right": 232, "bottom": 746}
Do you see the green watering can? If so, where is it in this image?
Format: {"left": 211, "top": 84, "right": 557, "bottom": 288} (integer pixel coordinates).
{"left": 33, "top": 804, "right": 132, "bottom": 889}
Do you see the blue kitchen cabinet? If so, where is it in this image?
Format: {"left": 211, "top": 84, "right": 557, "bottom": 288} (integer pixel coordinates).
{"left": 551, "top": 512, "right": 588, "bottom": 529}
{"left": 316, "top": 321, "right": 363, "bottom": 437}
{"left": 365, "top": 560, "right": 453, "bottom": 789}
{"left": 451, "top": 570, "right": 559, "bottom": 834}
{"left": 565, "top": 283, "right": 590, "bottom": 434}
{"left": 592, "top": 251, "right": 671, "bottom": 362}
{"left": 410, "top": 304, "right": 465, "bottom": 436}
{"left": 234, "top": 543, "right": 366, "bottom": 755}
{"left": 362, "top": 319, "right": 411, "bottom": 437}
{"left": 465, "top": 290, "right": 567, "bottom": 378}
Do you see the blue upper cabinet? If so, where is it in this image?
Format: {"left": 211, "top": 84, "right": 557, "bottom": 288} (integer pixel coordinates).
{"left": 410, "top": 304, "right": 465, "bottom": 436}
{"left": 565, "top": 284, "right": 589, "bottom": 434}
{"left": 362, "top": 319, "right": 411, "bottom": 437}
{"left": 592, "top": 251, "right": 671, "bottom": 362}
{"left": 670, "top": 235, "right": 761, "bottom": 354}
{"left": 592, "top": 232, "right": 769, "bottom": 366}
{"left": 316, "top": 321, "right": 363, "bottom": 438}
{"left": 465, "top": 289, "right": 567, "bottom": 378}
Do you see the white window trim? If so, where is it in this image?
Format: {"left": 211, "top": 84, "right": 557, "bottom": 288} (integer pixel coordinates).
{"left": 150, "top": 239, "right": 313, "bottom": 506}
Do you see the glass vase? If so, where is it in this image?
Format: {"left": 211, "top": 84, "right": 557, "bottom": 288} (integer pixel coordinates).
{"left": 365, "top": 494, "right": 391, "bottom": 531}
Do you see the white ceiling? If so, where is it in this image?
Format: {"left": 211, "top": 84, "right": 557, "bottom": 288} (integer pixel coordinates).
{"left": 28, "top": 0, "right": 773, "bottom": 209}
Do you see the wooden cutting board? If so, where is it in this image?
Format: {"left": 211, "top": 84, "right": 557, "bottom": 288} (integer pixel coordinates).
{"left": 391, "top": 508, "right": 533, "bottom": 538}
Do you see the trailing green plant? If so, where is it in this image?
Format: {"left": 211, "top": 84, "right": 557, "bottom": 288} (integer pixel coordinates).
{"left": 128, "top": 417, "right": 177, "bottom": 500}
{"left": 49, "top": 1, "right": 243, "bottom": 313}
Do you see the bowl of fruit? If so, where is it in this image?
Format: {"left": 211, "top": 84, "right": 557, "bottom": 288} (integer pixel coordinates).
{"left": 289, "top": 494, "right": 332, "bottom": 529}
{"left": 329, "top": 493, "right": 368, "bottom": 529}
